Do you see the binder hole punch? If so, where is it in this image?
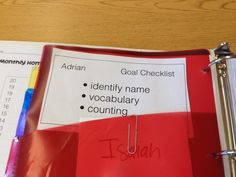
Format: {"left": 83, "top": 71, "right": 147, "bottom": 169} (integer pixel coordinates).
{"left": 127, "top": 115, "right": 138, "bottom": 155}
{"left": 13, "top": 136, "right": 20, "bottom": 143}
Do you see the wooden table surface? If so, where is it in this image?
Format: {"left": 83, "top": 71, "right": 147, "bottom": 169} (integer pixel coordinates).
{"left": 0, "top": 0, "right": 236, "bottom": 51}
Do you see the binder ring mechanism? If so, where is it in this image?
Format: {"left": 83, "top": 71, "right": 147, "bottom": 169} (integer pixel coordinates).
{"left": 214, "top": 150, "right": 236, "bottom": 160}
{"left": 203, "top": 42, "right": 236, "bottom": 73}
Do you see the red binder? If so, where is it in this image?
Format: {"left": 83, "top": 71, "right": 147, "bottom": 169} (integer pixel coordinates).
{"left": 12, "top": 45, "right": 224, "bottom": 177}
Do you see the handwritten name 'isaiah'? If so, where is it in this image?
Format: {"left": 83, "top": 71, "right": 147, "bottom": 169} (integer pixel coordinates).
{"left": 99, "top": 138, "right": 160, "bottom": 161}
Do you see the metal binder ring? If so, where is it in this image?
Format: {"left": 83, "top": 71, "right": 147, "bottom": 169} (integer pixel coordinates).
{"left": 203, "top": 55, "right": 235, "bottom": 72}
{"left": 214, "top": 150, "right": 236, "bottom": 160}
{"left": 203, "top": 42, "right": 236, "bottom": 72}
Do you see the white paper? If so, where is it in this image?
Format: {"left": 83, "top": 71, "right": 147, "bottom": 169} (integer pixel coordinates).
{"left": 0, "top": 41, "right": 44, "bottom": 177}
{"left": 38, "top": 48, "right": 190, "bottom": 129}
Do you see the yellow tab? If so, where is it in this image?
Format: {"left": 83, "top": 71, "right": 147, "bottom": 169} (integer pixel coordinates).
{"left": 28, "top": 67, "right": 39, "bottom": 89}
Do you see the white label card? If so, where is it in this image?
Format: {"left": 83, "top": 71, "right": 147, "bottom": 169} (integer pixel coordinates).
{"left": 38, "top": 48, "right": 190, "bottom": 129}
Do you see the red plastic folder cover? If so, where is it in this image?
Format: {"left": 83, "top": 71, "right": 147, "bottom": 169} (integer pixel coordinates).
{"left": 15, "top": 113, "right": 223, "bottom": 177}
{"left": 16, "top": 46, "right": 224, "bottom": 177}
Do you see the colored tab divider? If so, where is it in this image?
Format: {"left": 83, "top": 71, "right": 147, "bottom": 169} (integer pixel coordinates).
{"left": 16, "top": 67, "right": 38, "bottom": 137}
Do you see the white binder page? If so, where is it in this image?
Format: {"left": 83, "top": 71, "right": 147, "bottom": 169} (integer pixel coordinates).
{"left": 0, "top": 41, "right": 44, "bottom": 177}
{"left": 38, "top": 48, "right": 190, "bottom": 129}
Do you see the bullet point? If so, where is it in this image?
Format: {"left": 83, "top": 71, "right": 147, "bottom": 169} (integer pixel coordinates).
{"left": 83, "top": 83, "right": 87, "bottom": 87}
{"left": 82, "top": 94, "right": 86, "bottom": 98}
{"left": 80, "top": 106, "right": 84, "bottom": 109}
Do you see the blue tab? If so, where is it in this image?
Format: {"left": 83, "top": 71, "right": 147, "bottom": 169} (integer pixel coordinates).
{"left": 15, "top": 89, "right": 34, "bottom": 137}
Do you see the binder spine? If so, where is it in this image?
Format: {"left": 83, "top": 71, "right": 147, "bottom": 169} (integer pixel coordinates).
{"left": 211, "top": 42, "right": 236, "bottom": 177}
